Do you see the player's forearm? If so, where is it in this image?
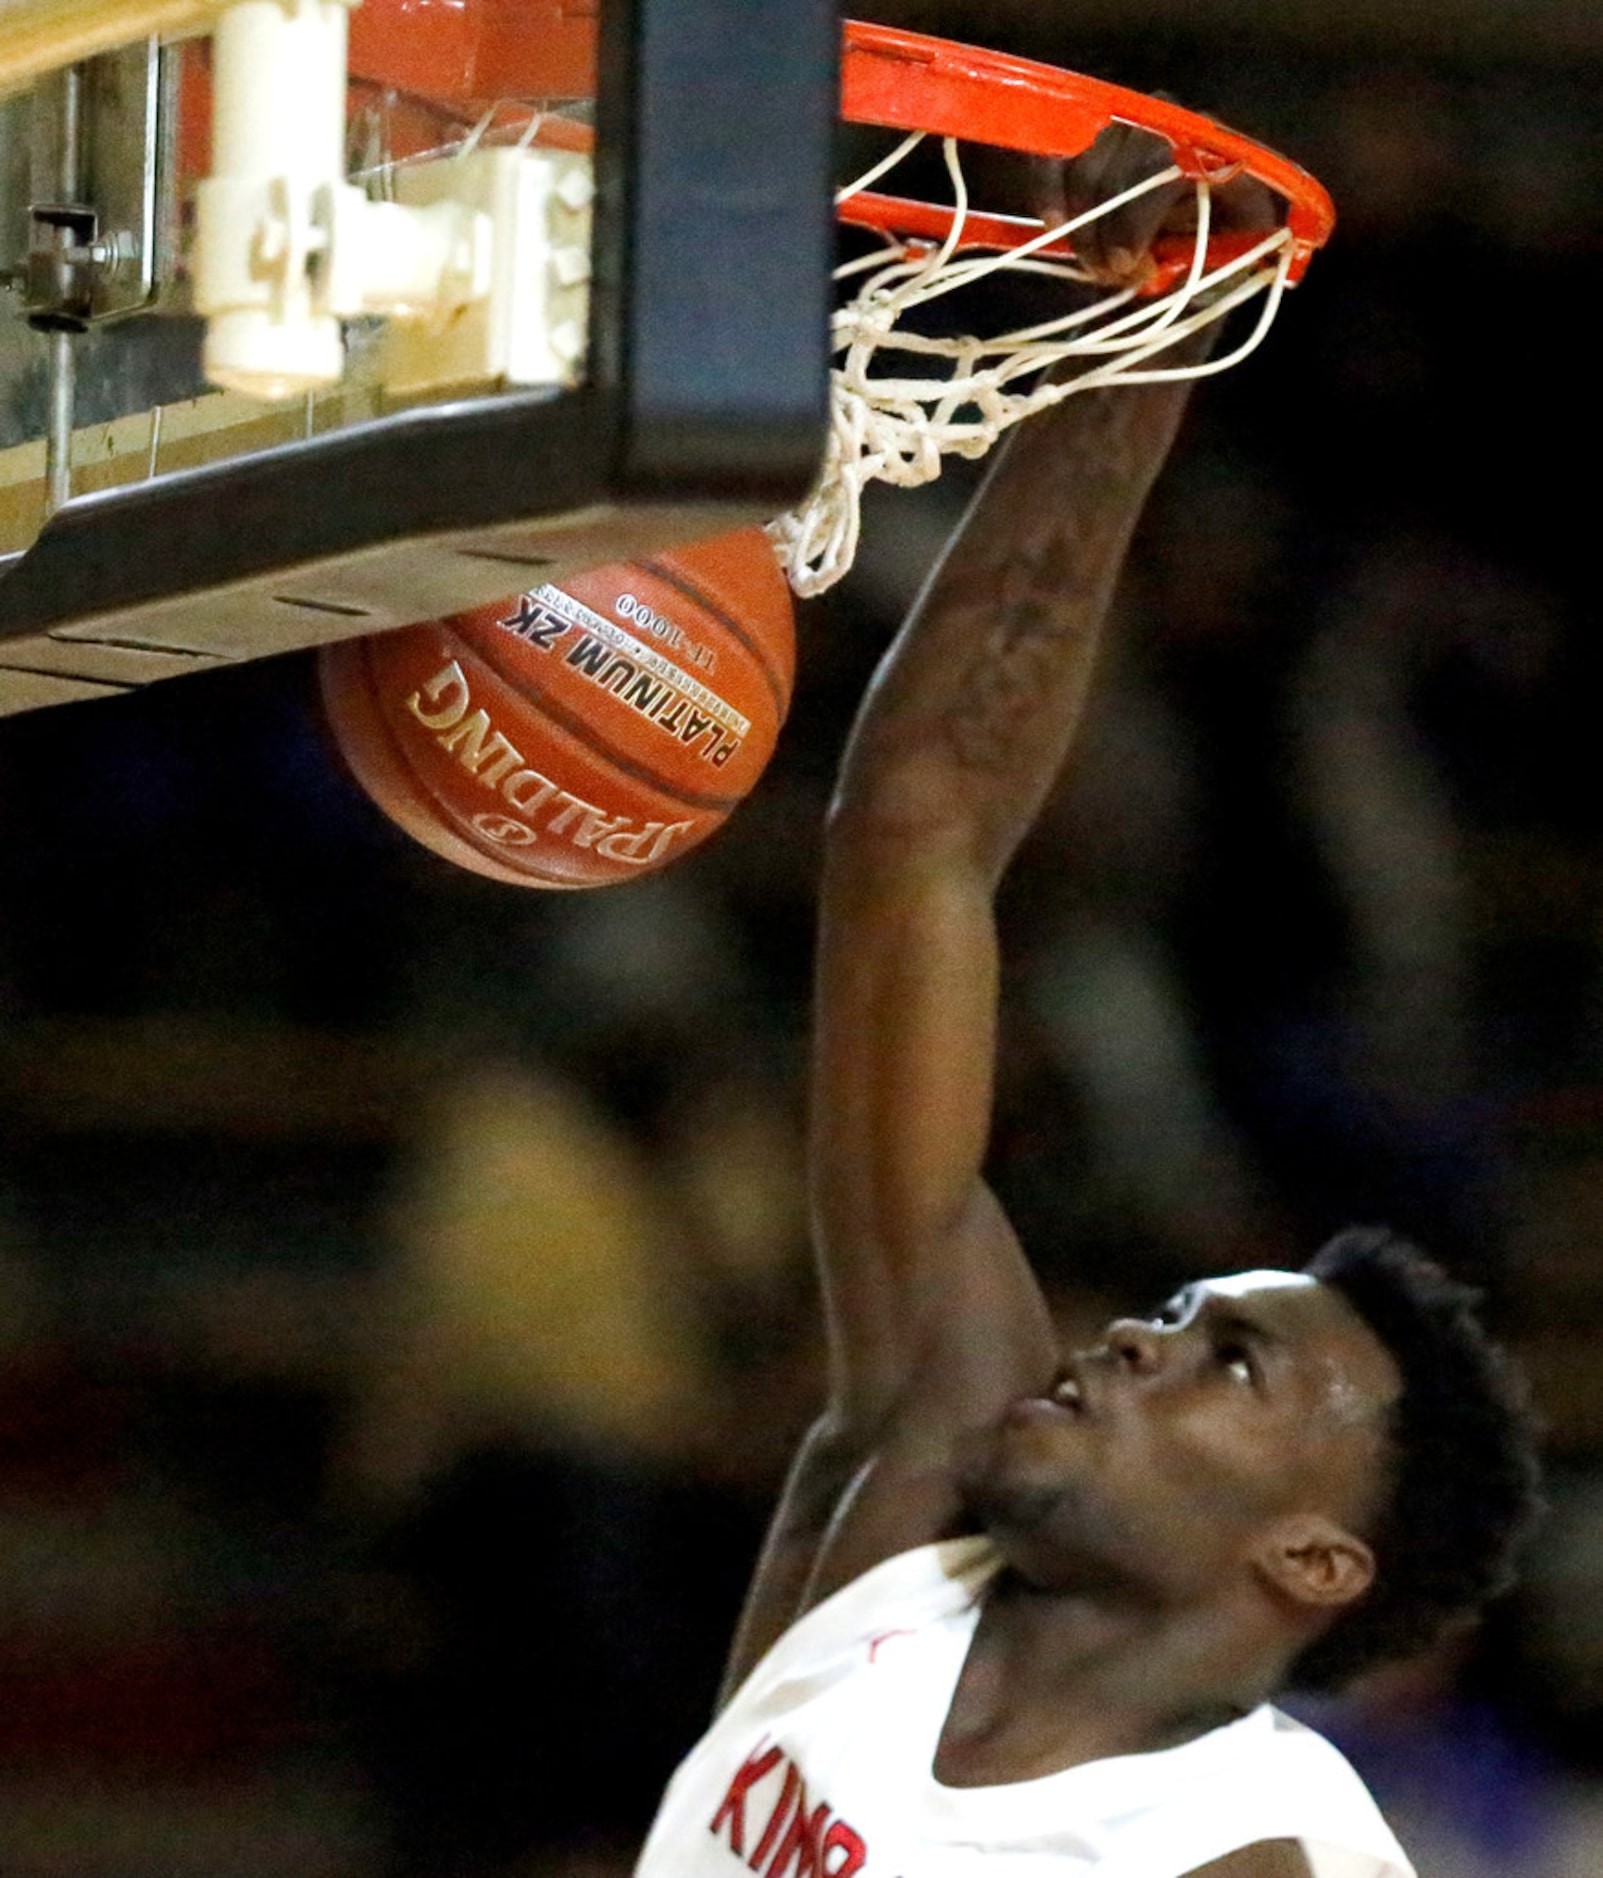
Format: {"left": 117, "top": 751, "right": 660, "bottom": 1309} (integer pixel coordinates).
{"left": 829, "top": 370, "right": 1199, "bottom": 884}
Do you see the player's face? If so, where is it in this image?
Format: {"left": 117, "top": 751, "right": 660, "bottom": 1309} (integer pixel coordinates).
{"left": 962, "top": 1272, "right": 1402, "bottom": 1600}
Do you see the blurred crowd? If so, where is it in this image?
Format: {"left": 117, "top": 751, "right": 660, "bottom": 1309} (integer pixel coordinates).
{"left": 0, "top": 6, "right": 1599, "bottom": 1877}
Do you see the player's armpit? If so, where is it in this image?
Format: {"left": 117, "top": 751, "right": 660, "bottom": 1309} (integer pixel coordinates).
{"left": 1182, "top": 1841, "right": 1317, "bottom": 1878}
{"left": 716, "top": 1413, "right": 869, "bottom": 1709}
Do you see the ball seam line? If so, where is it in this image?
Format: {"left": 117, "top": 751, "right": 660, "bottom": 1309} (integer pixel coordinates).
{"left": 635, "top": 557, "right": 792, "bottom": 721}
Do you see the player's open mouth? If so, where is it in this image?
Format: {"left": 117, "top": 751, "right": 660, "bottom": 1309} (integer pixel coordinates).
{"left": 1051, "top": 1367, "right": 1088, "bottom": 1412}
{"left": 1045, "top": 1366, "right": 1088, "bottom": 1415}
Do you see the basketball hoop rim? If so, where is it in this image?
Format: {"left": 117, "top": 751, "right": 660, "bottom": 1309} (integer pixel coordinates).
{"left": 837, "top": 19, "right": 1335, "bottom": 284}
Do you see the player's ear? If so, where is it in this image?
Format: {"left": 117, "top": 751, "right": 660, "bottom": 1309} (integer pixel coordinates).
{"left": 1253, "top": 1514, "right": 1376, "bottom": 1612}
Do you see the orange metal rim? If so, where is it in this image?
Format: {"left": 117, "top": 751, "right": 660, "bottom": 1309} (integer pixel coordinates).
{"left": 837, "top": 21, "right": 1335, "bottom": 282}
{"left": 315, "top": 3, "right": 1334, "bottom": 279}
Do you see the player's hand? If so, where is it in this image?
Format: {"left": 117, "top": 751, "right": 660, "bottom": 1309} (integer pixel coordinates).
{"left": 1030, "top": 117, "right": 1279, "bottom": 289}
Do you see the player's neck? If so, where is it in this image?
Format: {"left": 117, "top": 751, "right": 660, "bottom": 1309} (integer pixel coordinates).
{"left": 932, "top": 1567, "right": 1282, "bottom": 1786}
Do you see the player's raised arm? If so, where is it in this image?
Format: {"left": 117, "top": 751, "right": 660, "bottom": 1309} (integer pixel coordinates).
{"left": 813, "top": 361, "right": 1205, "bottom": 1440}
{"left": 717, "top": 357, "right": 1205, "bottom": 1700}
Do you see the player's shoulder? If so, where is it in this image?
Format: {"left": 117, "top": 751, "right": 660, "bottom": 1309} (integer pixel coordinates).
{"left": 806, "top": 1532, "right": 997, "bottom": 1632}
{"left": 1183, "top": 1841, "right": 1314, "bottom": 1878}
{"left": 723, "top": 1535, "right": 997, "bottom": 1709}
{"left": 792, "top": 1533, "right": 995, "bottom": 1652}
{"left": 1146, "top": 1706, "right": 1416, "bottom": 1878}
{"left": 983, "top": 1704, "right": 1410, "bottom": 1878}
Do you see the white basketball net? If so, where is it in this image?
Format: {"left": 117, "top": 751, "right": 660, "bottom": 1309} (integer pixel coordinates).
{"left": 769, "top": 134, "right": 1299, "bottom": 598}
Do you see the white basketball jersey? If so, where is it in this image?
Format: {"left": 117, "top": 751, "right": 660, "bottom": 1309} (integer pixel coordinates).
{"left": 635, "top": 1537, "right": 1415, "bottom": 1878}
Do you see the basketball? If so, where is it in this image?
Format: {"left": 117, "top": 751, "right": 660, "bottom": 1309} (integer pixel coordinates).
{"left": 317, "top": 526, "right": 795, "bottom": 889}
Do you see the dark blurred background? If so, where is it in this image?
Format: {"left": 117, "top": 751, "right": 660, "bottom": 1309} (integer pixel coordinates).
{"left": 0, "top": 1, "right": 1599, "bottom": 1873}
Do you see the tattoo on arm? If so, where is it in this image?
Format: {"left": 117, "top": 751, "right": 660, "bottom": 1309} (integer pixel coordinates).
{"left": 932, "top": 378, "right": 1197, "bottom": 787}
{"left": 944, "top": 571, "right": 1097, "bottom": 773}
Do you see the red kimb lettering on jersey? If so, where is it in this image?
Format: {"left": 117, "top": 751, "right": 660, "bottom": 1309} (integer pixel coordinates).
{"left": 767, "top": 1789, "right": 831, "bottom": 1878}
{"left": 822, "top": 1821, "right": 867, "bottom": 1878}
{"left": 750, "top": 1761, "right": 801, "bottom": 1870}
{"left": 710, "top": 1738, "right": 785, "bottom": 1858}
{"left": 709, "top": 1742, "right": 870, "bottom": 1876}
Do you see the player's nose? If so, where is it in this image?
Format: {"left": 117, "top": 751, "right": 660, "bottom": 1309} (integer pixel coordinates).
{"left": 1104, "top": 1318, "right": 1166, "bottom": 1375}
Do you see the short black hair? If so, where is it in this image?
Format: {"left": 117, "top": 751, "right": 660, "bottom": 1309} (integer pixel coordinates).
{"left": 1289, "top": 1226, "right": 1543, "bottom": 1692}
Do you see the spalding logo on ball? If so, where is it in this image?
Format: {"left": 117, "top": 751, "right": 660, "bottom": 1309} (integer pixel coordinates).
{"left": 318, "top": 526, "right": 795, "bottom": 889}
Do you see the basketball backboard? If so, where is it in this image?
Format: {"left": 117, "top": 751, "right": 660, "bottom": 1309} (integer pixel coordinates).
{"left": 0, "top": 0, "right": 839, "bottom": 717}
